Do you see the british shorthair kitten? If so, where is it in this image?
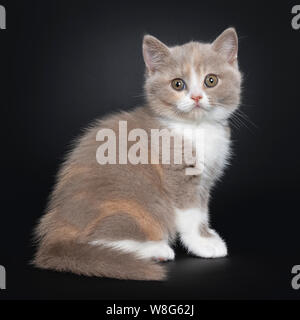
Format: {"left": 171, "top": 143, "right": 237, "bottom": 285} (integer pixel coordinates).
{"left": 33, "top": 28, "right": 242, "bottom": 280}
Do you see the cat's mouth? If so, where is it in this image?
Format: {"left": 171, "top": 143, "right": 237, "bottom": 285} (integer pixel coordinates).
{"left": 194, "top": 103, "right": 210, "bottom": 111}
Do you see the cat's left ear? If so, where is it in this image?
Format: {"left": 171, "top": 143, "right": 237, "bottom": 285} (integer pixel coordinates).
{"left": 212, "top": 28, "right": 238, "bottom": 64}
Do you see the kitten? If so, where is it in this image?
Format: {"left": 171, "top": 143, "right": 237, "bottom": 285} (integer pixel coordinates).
{"left": 33, "top": 28, "right": 242, "bottom": 281}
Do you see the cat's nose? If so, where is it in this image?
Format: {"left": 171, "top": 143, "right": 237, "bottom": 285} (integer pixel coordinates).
{"left": 191, "top": 95, "right": 203, "bottom": 103}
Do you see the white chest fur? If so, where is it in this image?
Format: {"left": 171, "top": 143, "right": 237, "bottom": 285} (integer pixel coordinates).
{"left": 162, "top": 119, "right": 231, "bottom": 179}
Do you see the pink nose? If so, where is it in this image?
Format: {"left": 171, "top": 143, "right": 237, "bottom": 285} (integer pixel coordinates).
{"left": 191, "top": 95, "right": 202, "bottom": 103}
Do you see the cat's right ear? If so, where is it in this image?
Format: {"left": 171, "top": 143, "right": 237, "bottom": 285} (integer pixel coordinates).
{"left": 143, "top": 35, "right": 170, "bottom": 75}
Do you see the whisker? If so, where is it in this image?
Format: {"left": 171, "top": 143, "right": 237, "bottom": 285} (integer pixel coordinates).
{"left": 231, "top": 113, "right": 255, "bottom": 133}
{"left": 211, "top": 102, "right": 257, "bottom": 133}
{"left": 228, "top": 117, "right": 241, "bottom": 130}
{"left": 235, "top": 109, "right": 258, "bottom": 129}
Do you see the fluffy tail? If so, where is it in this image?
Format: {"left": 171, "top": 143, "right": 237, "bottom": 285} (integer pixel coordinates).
{"left": 32, "top": 240, "right": 166, "bottom": 281}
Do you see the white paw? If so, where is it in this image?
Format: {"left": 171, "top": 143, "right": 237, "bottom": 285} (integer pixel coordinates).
{"left": 182, "top": 230, "right": 228, "bottom": 258}
{"left": 150, "top": 243, "right": 175, "bottom": 262}
{"left": 195, "top": 236, "right": 227, "bottom": 258}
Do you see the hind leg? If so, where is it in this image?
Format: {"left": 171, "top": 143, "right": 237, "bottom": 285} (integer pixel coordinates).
{"left": 90, "top": 239, "right": 175, "bottom": 261}
{"left": 85, "top": 212, "right": 174, "bottom": 261}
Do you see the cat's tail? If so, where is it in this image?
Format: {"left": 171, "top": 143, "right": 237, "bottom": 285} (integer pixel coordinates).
{"left": 32, "top": 240, "right": 166, "bottom": 281}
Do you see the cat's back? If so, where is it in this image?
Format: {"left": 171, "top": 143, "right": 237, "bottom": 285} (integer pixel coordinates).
{"left": 46, "top": 106, "right": 164, "bottom": 227}
{"left": 68, "top": 106, "right": 156, "bottom": 163}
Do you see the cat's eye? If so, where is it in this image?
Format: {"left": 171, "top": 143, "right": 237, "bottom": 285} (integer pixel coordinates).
{"left": 171, "top": 78, "right": 186, "bottom": 91}
{"left": 204, "top": 74, "right": 218, "bottom": 88}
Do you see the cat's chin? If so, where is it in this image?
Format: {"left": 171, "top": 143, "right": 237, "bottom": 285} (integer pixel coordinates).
{"left": 172, "top": 113, "right": 206, "bottom": 124}
{"left": 177, "top": 107, "right": 207, "bottom": 123}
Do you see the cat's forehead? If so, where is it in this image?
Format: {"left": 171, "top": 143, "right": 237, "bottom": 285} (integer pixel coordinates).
{"left": 169, "top": 42, "right": 224, "bottom": 74}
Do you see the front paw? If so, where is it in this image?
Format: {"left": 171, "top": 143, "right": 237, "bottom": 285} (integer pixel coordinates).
{"left": 196, "top": 236, "right": 227, "bottom": 258}
{"left": 184, "top": 231, "right": 228, "bottom": 258}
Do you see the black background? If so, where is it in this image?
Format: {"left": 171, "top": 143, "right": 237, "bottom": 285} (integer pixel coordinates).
{"left": 0, "top": 0, "right": 300, "bottom": 300}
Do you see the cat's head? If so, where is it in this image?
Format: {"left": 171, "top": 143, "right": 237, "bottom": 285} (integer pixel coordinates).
{"left": 143, "top": 28, "right": 242, "bottom": 123}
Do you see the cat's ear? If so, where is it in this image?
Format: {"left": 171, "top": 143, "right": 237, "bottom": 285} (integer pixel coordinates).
{"left": 143, "top": 35, "right": 170, "bottom": 74}
{"left": 212, "top": 28, "right": 238, "bottom": 64}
